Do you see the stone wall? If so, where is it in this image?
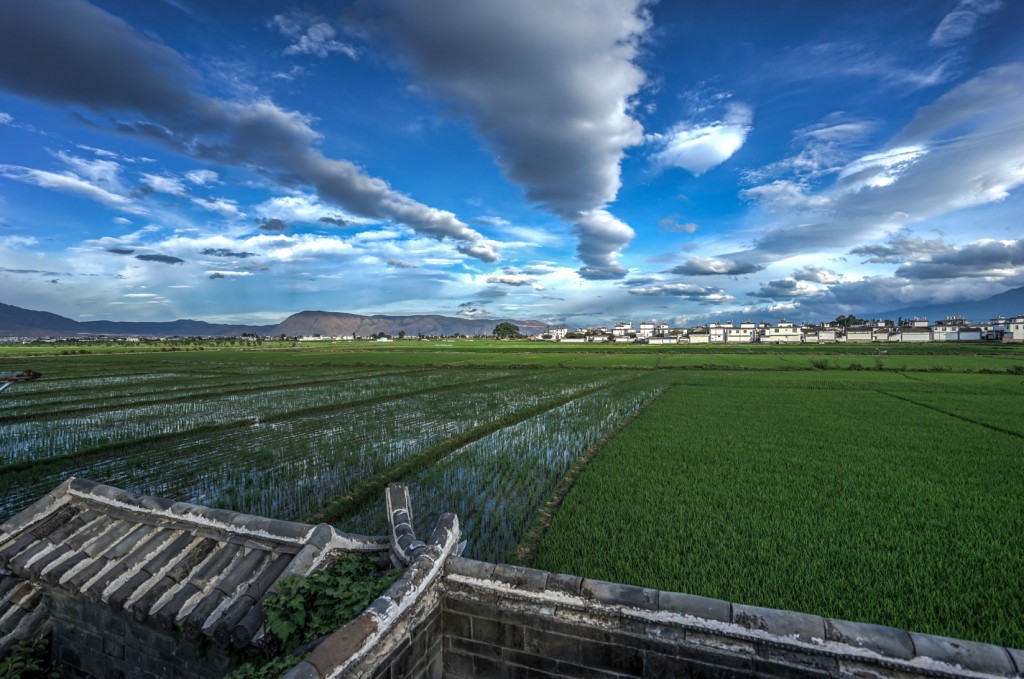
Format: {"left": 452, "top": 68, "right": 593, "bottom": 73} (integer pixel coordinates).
{"left": 48, "top": 588, "right": 232, "bottom": 679}
{"left": 295, "top": 551, "right": 1024, "bottom": 679}
{"left": 439, "top": 558, "right": 1023, "bottom": 679}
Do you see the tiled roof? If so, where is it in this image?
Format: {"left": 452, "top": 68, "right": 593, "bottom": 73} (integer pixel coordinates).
{"left": 0, "top": 478, "right": 388, "bottom": 652}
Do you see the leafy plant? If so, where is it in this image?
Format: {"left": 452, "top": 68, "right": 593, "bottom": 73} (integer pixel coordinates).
{"left": 0, "top": 639, "right": 60, "bottom": 679}
{"left": 225, "top": 554, "right": 401, "bottom": 678}
{"left": 265, "top": 554, "right": 401, "bottom": 652}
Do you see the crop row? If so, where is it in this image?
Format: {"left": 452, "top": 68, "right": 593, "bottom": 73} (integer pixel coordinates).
{"left": 531, "top": 373, "right": 1024, "bottom": 648}
{"left": 0, "top": 365, "right": 409, "bottom": 419}
{"left": 0, "top": 368, "right": 517, "bottom": 463}
{"left": 343, "top": 374, "right": 668, "bottom": 563}
{"left": 0, "top": 368, "right": 627, "bottom": 521}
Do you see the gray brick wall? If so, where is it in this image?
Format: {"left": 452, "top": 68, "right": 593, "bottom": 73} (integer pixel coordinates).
{"left": 48, "top": 589, "right": 232, "bottom": 679}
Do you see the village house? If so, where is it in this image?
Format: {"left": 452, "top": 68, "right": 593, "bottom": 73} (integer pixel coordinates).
{"left": 760, "top": 320, "right": 801, "bottom": 344}
{"left": 708, "top": 321, "right": 732, "bottom": 343}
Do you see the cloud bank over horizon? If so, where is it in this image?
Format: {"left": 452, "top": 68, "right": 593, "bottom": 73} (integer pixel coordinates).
{"left": 0, "top": 0, "right": 1021, "bottom": 325}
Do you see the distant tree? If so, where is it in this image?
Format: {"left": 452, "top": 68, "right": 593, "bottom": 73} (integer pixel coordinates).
{"left": 398, "top": 330, "right": 406, "bottom": 339}
{"left": 493, "top": 322, "right": 521, "bottom": 339}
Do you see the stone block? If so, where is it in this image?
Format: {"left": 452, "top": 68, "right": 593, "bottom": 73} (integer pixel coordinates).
{"left": 443, "top": 610, "right": 472, "bottom": 639}
{"left": 472, "top": 616, "right": 524, "bottom": 650}
{"left": 446, "top": 557, "right": 495, "bottom": 581}
{"left": 523, "top": 628, "right": 581, "bottom": 664}
{"left": 581, "top": 578, "right": 658, "bottom": 610}
{"left": 443, "top": 650, "right": 476, "bottom": 679}
{"left": 503, "top": 648, "right": 560, "bottom": 674}
{"left": 824, "top": 618, "right": 914, "bottom": 660}
{"left": 546, "top": 572, "right": 583, "bottom": 597}
{"left": 732, "top": 603, "right": 825, "bottom": 643}
{"left": 449, "top": 635, "right": 502, "bottom": 660}
{"left": 910, "top": 632, "right": 1015, "bottom": 676}
{"left": 1007, "top": 647, "right": 1024, "bottom": 676}
{"left": 757, "top": 644, "right": 838, "bottom": 674}
{"left": 305, "top": 615, "right": 378, "bottom": 677}
{"left": 279, "top": 659, "right": 323, "bottom": 679}
{"left": 837, "top": 659, "right": 931, "bottom": 679}
{"left": 659, "top": 590, "right": 731, "bottom": 623}
{"left": 578, "top": 638, "right": 644, "bottom": 676}
{"left": 103, "top": 638, "right": 126, "bottom": 660}
{"left": 492, "top": 564, "right": 549, "bottom": 593}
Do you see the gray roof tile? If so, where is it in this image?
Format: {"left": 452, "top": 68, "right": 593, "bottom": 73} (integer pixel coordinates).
{"left": 0, "top": 478, "right": 389, "bottom": 656}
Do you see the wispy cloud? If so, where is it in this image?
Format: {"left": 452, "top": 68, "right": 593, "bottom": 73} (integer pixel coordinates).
{"left": 270, "top": 11, "right": 357, "bottom": 60}
{"left": 930, "top": 0, "right": 1003, "bottom": 47}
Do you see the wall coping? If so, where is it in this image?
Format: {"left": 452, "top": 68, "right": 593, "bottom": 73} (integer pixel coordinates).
{"left": 283, "top": 512, "right": 461, "bottom": 679}
{"left": 445, "top": 557, "right": 1023, "bottom": 678}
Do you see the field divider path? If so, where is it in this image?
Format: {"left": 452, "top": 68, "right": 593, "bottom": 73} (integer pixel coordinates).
{"left": 878, "top": 389, "right": 1024, "bottom": 440}
{"left": 511, "top": 382, "right": 674, "bottom": 568}
{"left": 304, "top": 379, "right": 627, "bottom": 527}
{"left": 0, "top": 367, "right": 438, "bottom": 424}
{"left": 0, "top": 370, "right": 529, "bottom": 476}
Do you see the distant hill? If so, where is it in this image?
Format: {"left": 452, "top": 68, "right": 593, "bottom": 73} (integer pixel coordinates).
{"left": 0, "top": 302, "right": 549, "bottom": 338}
{"left": 0, "top": 302, "right": 275, "bottom": 337}
{"left": 872, "top": 286, "right": 1024, "bottom": 324}
{"left": 272, "top": 310, "right": 547, "bottom": 337}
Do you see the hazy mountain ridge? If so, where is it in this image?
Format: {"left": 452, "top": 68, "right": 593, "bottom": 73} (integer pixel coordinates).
{"left": 0, "top": 303, "right": 549, "bottom": 338}
{"left": 872, "top": 286, "right": 1024, "bottom": 324}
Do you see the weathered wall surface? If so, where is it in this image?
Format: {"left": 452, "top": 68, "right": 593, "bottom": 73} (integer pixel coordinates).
{"left": 313, "top": 553, "right": 1023, "bottom": 679}
{"left": 48, "top": 588, "right": 232, "bottom": 679}
{"left": 437, "top": 558, "right": 1023, "bottom": 679}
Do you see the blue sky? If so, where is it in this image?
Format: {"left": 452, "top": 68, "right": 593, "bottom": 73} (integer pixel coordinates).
{"left": 1, "top": 0, "right": 1022, "bottom": 327}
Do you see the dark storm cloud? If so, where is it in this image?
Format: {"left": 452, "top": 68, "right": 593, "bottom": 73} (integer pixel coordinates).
{"left": 0, "top": 0, "right": 497, "bottom": 262}
{"left": 895, "top": 239, "right": 1024, "bottom": 280}
{"left": 0, "top": 0, "right": 205, "bottom": 118}
{"left": 748, "top": 278, "right": 826, "bottom": 299}
{"left": 107, "top": 248, "right": 135, "bottom": 255}
{"left": 258, "top": 218, "right": 289, "bottom": 232}
{"left": 135, "top": 253, "right": 184, "bottom": 264}
{"left": 668, "top": 257, "right": 765, "bottom": 276}
{"left": 318, "top": 216, "right": 349, "bottom": 227}
{"left": 200, "top": 248, "right": 256, "bottom": 258}
{"left": 850, "top": 235, "right": 949, "bottom": 264}
{"left": 0, "top": 267, "right": 61, "bottom": 275}
{"left": 379, "top": 0, "right": 649, "bottom": 278}
{"left": 386, "top": 259, "right": 416, "bottom": 268}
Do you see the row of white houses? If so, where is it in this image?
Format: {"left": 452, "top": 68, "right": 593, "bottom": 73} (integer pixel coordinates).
{"left": 549, "top": 315, "right": 1024, "bottom": 344}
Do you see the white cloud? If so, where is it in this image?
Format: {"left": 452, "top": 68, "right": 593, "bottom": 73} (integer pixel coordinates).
{"left": 930, "top": 0, "right": 1003, "bottom": 47}
{"left": 0, "top": 112, "right": 12, "bottom": 125}
{"left": 190, "top": 196, "right": 242, "bottom": 218}
{"left": 142, "top": 173, "right": 187, "bottom": 196}
{"left": 0, "top": 164, "right": 146, "bottom": 214}
{"left": 669, "top": 257, "right": 764, "bottom": 277}
{"left": 649, "top": 102, "right": 753, "bottom": 176}
{"left": 255, "top": 193, "right": 373, "bottom": 226}
{"left": 486, "top": 273, "right": 544, "bottom": 291}
{"left": 270, "top": 12, "right": 356, "bottom": 59}
{"left": 185, "top": 169, "right": 219, "bottom": 185}
{"left": 56, "top": 151, "right": 124, "bottom": 191}
{"left": 627, "top": 281, "right": 734, "bottom": 303}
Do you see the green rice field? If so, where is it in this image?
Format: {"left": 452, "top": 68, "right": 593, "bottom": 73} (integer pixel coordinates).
{"left": 1, "top": 341, "right": 1022, "bottom": 647}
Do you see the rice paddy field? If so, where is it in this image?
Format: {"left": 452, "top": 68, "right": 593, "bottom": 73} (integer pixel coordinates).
{"left": 2, "top": 340, "right": 1023, "bottom": 648}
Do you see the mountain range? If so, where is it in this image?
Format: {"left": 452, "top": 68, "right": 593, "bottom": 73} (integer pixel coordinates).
{"left": 874, "top": 285, "right": 1024, "bottom": 324}
{"left": 3, "top": 285, "right": 1023, "bottom": 338}
{"left": 0, "top": 302, "right": 548, "bottom": 338}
